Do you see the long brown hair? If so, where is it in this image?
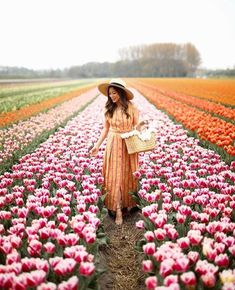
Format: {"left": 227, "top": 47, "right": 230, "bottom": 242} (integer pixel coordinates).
{"left": 105, "top": 86, "right": 131, "bottom": 119}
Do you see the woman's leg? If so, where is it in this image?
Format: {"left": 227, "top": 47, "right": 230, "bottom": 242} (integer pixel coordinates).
{"left": 115, "top": 188, "right": 123, "bottom": 225}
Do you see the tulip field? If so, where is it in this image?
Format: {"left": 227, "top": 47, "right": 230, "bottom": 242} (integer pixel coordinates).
{"left": 127, "top": 78, "right": 235, "bottom": 159}
{"left": 0, "top": 78, "right": 235, "bottom": 289}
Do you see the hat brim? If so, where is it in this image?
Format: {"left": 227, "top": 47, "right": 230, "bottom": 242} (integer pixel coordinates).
{"left": 98, "top": 83, "right": 134, "bottom": 100}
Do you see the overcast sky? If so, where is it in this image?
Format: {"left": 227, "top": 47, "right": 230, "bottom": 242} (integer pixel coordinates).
{"left": 0, "top": 0, "right": 235, "bottom": 70}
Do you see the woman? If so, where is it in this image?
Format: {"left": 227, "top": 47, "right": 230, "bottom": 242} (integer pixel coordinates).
{"left": 90, "top": 78, "right": 146, "bottom": 225}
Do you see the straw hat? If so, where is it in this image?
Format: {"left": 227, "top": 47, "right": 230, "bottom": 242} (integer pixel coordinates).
{"left": 98, "top": 78, "right": 134, "bottom": 100}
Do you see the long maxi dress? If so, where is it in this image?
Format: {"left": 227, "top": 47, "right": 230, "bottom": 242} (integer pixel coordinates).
{"left": 102, "top": 102, "right": 139, "bottom": 211}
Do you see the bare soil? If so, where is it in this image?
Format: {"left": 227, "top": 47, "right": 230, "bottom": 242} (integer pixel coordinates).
{"left": 97, "top": 208, "right": 147, "bottom": 290}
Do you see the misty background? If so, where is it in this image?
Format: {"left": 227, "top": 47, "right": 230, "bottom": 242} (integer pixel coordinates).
{"left": 0, "top": 0, "right": 235, "bottom": 79}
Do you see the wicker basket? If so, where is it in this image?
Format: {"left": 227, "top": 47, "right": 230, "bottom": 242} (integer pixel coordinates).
{"left": 121, "top": 130, "right": 156, "bottom": 154}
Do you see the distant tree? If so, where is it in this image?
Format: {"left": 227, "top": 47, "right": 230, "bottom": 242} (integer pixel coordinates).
{"left": 0, "top": 42, "right": 203, "bottom": 78}
{"left": 183, "top": 43, "right": 201, "bottom": 76}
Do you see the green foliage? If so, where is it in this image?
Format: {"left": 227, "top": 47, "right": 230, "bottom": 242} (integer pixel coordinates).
{"left": 0, "top": 80, "right": 96, "bottom": 114}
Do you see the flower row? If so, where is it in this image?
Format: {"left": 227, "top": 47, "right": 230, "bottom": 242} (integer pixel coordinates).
{"left": 128, "top": 78, "right": 235, "bottom": 106}
{"left": 0, "top": 83, "right": 96, "bottom": 127}
{"left": 0, "top": 95, "right": 107, "bottom": 289}
{"left": 131, "top": 89, "right": 235, "bottom": 289}
{"left": 0, "top": 88, "right": 98, "bottom": 167}
{"left": 131, "top": 80, "right": 235, "bottom": 122}
{"left": 128, "top": 83, "right": 235, "bottom": 156}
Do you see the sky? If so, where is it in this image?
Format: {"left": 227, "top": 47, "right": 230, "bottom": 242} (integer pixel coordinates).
{"left": 0, "top": 0, "right": 235, "bottom": 70}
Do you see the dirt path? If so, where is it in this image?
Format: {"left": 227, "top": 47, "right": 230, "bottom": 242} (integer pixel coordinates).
{"left": 97, "top": 209, "right": 147, "bottom": 290}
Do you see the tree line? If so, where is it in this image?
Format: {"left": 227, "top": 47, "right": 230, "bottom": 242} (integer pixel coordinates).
{"left": 0, "top": 42, "right": 224, "bottom": 79}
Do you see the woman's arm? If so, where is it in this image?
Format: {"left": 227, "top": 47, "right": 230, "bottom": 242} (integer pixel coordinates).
{"left": 133, "top": 104, "right": 148, "bottom": 131}
{"left": 95, "top": 119, "right": 110, "bottom": 148}
{"left": 133, "top": 104, "right": 140, "bottom": 128}
{"left": 90, "top": 118, "right": 110, "bottom": 156}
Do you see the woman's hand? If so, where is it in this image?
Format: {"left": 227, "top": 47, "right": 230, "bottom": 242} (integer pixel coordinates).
{"left": 136, "top": 120, "right": 149, "bottom": 131}
{"left": 89, "top": 145, "right": 99, "bottom": 157}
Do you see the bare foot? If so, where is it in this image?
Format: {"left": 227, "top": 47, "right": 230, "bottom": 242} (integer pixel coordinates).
{"left": 115, "top": 207, "right": 123, "bottom": 225}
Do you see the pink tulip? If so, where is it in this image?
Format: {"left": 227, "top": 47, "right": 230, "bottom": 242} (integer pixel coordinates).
{"left": 79, "top": 262, "right": 95, "bottom": 276}
{"left": 49, "top": 257, "right": 63, "bottom": 268}
{"left": 154, "top": 229, "right": 166, "bottom": 241}
{"left": 164, "top": 275, "right": 178, "bottom": 286}
{"left": 214, "top": 242, "right": 226, "bottom": 254}
{"left": 173, "top": 257, "right": 189, "bottom": 272}
{"left": 0, "top": 211, "right": 11, "bottom": 220}
{"left": 187, "top": 230, "right": 203, "bottom": 245}
{"left": 12, "top": 275, "right": 26, "bottom": 290}
{"left": 195, "top": 260, "right": 218, "bottom": 276}
{"left": 67, "top": 233, "right": 80, "bottom": 246}
{"left": 215, "top": 254, "right": 230, "bottom": 267}
{"left": 159, "top": 258, "right": 175, "bottom": 277}
{"left": 136, "top": 220, "right": 145, "bottom": 229}
{"left": 6, "top": 250, "right": 20, "bottom": 265}
{"left": 224, "top": 237, "right": 235, "bottom": 248}
{"left": 28, "top": 240, "right": 42, "bottom": 257}
{"left": 0, "top": 272, "right": 15, "bottom": 288}
{"left": 0, "top": 241, "right": 13, "bottom": 254}
{"left": 25, "top": 270, "right": 47, "bottom": 287}
{"left": 57, "top": 276, "right": 79, "bottom": 290}
{"left": 53, "top": 259, "right": 77, "bottom": 276}
{"left": 145, "top": 276, "right": 158, "bottom": 289}
{"left": 177, "top": 237, "right": 190, "bottom": 249}
{"left": 57, "top": 213, "right": 69, "bottom": 223}
{"left": 0, "top": 224, "right": 4, "bottom": 234}
{"left": 176, "top": 213, "right": 186, "bottom": 224}
{"left": 187, "top": 251, "right": 199, "bottom": 263}
{"left": 144, "top": 231, "right": 155, "bottom": 242}
{"left": 183, "top": 195, "right": 194, "bottom": 205}
{"left": 180, "top": 272, "right": 196, "bottom": 286}
{"left": 38, "top": 228, "right": 50, "bottom": 239}
{"left": 142, "top": 260, "right": 153, "bottom": 272}
{"left": 167, "top": 228, "right": 179, "bottom": 240}
{"left": 228, "top": 245, "right": 235, "bottom": 256}
{"left": 71, "top": 221, "right": 86, "bottom": 234}
{"left": 201, "top": 273, "right": 216, "bottom": 288}
{"left": 154, "top": 214, "right": 167, "bottom": 228}
{"left": 222, "top": 282, "right": 235, "bottom": 290}
{"left": 84, "top": 232, "right": 96, "bottom": 244}
{"left": 133, "top": 171, "right": 142, "bottom": 179}
{"left": 143, "top": 243, "right": 156, "bottom": 255}
{"left": 74, "top": 251, "right": 89, "bottom": 263}
{"left": 21, "top": 257, "right": 35, "bottom": 271}
{"left": 178, "top": 205, "right": 192, "bottom": 216}
{"left": 37, "top": 282, "right": 57, "bottom": 290}
{"left": 172, "top": 201, "right": 180, "bottom": 211}
{"left": 88, "top": 205, "right": 99, "bottom": 214}
{"left": 35, "top": 259, "right": 49, "bottom": 273}
{"left": 58, "top": 222, "right": 68, "bottom": 232}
